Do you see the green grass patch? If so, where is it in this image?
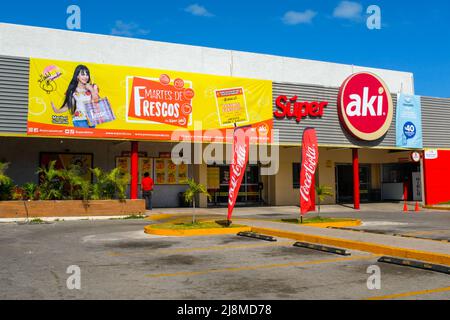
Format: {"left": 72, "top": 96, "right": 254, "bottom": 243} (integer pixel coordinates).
{"left": 276, "top": 217, "right": 356, "bottom": 224}
{"left": 122, "top": 214, "right": 145, "bottom": 220}
{"left": 151, "top": 221, "right": 247, "bottom": 230}
{"left": 110, "top": 214, "right": 146, "bottom": 220}
{"left": 29, "top": 218, "right": 45, "bottom": 224}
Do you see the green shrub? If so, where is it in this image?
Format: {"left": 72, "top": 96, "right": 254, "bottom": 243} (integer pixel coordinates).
{"left": 0, "top": 162, "right": 13, "bottom": 200}
{"left": 91, "top": 167, "right": 130, "bottom": 200}
{"left": 36, "top": 160, "right": 64, "bottom": 200}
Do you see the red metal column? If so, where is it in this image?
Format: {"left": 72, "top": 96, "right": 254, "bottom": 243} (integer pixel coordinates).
{"left": 352, "top": 148, "right": 360, "bottom": 210}
{"left": 130, "top": 141, "right": 139, "bottom": 200}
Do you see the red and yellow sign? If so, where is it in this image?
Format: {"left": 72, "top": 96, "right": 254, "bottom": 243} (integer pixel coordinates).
{"left": 27, "top": 58, "right": 273, "bottom": 143}
{"left": 338, "top": 72, "right": 393, "bottom": 141}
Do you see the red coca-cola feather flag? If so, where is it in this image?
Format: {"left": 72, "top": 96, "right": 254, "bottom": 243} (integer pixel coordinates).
{"left": 227, "top": 127, "right": 250, "bottom": 221}
{"left": 300, "top": 128, "right": 319, "bottom": 215}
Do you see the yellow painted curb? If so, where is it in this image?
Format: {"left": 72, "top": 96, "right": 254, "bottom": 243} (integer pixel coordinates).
{"left": 250, "top": 227, "right": 450, "bottom": 266}
{"left": 145, "top": 214, "right": 175, "bottom": 221}
{"left": 424, "top": 205, "right": 450, "bottom": 211}
{"left": 301, "top": 220, "right": 362, "bottom": 228}
{"left": 144, "top": 225, "right": 252, "bottom": 237}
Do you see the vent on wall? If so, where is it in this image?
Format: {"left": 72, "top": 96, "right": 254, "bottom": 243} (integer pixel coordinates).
{"left": 0, "top": 55, "right": 29, "bottom": 133}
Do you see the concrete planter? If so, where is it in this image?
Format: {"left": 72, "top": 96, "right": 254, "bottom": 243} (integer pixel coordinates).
{"left": 0, "top": 200, "right": 145, "bottom": 218}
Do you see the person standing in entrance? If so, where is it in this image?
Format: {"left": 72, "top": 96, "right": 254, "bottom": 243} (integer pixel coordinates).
{"left": 142, "top": 172, "right": 154, "bottom": 210}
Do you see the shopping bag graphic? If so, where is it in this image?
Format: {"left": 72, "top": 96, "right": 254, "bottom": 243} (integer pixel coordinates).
{"left": 85, "top": 97, "right": 116, "bottom": 126}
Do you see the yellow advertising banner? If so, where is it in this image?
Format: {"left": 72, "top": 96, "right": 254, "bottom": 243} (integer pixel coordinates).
{"left": 27, "top": 58, "right": 273, "bottom": 143}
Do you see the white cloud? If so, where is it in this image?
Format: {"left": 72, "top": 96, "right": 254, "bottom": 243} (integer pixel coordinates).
{"left": 333, "top": 1, "right": 363, "bottom": 20}
{"left": 282, "top": 10, "right": 317, "bottom": 25}
{"left": 111, "top": 20, "right": 150, "bottom": 37}
{"left": 185, "top": 4, "right": 214, "bottom": 17}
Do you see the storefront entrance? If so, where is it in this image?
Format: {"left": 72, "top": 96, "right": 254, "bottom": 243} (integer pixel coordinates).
{"left": 381, "top": 163, "right": 421, "bottom": 201}
{"left": 207, "top": 164, "right": 262, "bottom": 207}
{"left": 335, "top": 164, "right": 371, "bottom": 204}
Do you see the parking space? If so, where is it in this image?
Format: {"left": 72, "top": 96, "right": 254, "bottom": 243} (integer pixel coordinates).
{"left": 0, "top": 220, "right": 449, "bottom": 300}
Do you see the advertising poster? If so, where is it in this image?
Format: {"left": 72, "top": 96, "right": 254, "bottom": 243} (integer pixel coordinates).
{"left": 155, "top": 159, "right": 166, "bottom": 184}
{"left": 27, "top": 58, "right": 273, "bottom": 143}
{"left": 139, "top": 158, "right": 153, "bottom": 184}
{"left": 215, "top": 88, "right": 248, "bottom": 126}
{"left": 207, "top": 167, "right": 220, "bottom": 190}
{"left": 178, "top": 162, "right": 188, "bottom": 184}
{"left": 154, "top": 158, "right": 188, "bottom": 185}
{"left": 116, "top": 157, "right": 130, "bottom": 175}
{"left": 167, "top": 160, "right": 177, "bottom": 184}
{"left": 396, "top": 94, "right": 423, "bottom": 148}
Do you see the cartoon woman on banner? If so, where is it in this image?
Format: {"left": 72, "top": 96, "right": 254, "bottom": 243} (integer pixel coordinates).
{"left": 51, "top": 65, "right": 99, "bottom": 128}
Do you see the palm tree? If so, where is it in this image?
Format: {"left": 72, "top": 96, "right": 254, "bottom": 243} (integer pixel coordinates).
{"left": 316, "top": 184, "right": 334, "bottom": 216}
{"left": 183, "top": 179, "right": 211, "bottom": 224}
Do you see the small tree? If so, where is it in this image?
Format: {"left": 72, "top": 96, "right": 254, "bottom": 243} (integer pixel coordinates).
{"left": 316, "top": 184, "right": 334, "bottom": 216}
{"left": 183, "top": 179, "right": 211, "bottom": 224}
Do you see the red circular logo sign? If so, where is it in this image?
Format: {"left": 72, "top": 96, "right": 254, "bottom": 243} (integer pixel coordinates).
{"left": 181, "top": 103, "right": 192, "bottom": 115}
{"left": 338, "top": 72, "right": 393, "bottom": 141}
{"left": 411, "top": 151, "right": 421, "bottom": 162}
{"left": 183, "top": 88, "right": 195, "bottom": 100}
{"left": 159, "top": 74, "right": 170, "bottom": 85}
{"left": 174, "top": 78, "right": 184, "bottom": 89}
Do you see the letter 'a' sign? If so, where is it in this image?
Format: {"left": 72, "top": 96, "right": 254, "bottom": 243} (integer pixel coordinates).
{"left": 338, "top": 72, "right": 393, "bottom": 141}
{"left": 300, "top": 128, "right": 319, "bottom": 215}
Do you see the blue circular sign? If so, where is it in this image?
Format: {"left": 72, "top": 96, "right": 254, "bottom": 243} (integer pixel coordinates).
{"left": 403, "top": 121, "right": 416, "bottom": 139}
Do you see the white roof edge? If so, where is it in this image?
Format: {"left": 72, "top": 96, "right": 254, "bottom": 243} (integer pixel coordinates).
{"left": 0, "top": 23, "right": 414, "bottom": 93}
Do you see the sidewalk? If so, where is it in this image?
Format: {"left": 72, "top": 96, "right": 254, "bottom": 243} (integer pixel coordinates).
{"left": 149, "top": 202, "right": 429, "bottom": 216}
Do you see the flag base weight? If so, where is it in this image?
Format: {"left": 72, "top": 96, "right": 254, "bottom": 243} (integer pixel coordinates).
{"left": 216, "top": 220, "right": 232, "bottom": 227}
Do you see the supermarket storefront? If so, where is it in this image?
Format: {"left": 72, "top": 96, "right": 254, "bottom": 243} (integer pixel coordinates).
{"left": 1, "top": 23, "right": 450, "bottom": 209}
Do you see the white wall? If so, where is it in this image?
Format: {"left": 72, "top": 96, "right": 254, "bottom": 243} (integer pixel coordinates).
{"left": 0, "top": 23, "right": 414, "bottom": 94}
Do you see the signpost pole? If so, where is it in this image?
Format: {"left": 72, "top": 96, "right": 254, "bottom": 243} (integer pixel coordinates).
{"left": 352, "top": 148, "right": 360, "bottom": 210}
{"left": 130, "top": 141, "right": 139, "bottom": 200}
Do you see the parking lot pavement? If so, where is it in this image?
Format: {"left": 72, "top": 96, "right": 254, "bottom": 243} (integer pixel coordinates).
{"left": 0, "top": 220, "right": 449, "bottom": 300}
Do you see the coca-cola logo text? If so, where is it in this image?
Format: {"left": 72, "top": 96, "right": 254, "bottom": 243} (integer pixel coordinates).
{"left": 300, "top": 145, "right": 318, "bottom": 202}
{"left": 228, "top": 142, "right": 247, "bottom": 207}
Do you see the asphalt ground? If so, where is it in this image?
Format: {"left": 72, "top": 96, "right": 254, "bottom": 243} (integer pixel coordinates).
{"left": 0, "top": 219, "right": 449, "bottom": 300}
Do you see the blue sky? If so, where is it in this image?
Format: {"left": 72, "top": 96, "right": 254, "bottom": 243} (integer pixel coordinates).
{"left": 1, "top": 1, "right": 449, "bottom": 97}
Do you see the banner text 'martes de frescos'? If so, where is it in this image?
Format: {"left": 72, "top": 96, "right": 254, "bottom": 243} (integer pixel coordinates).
{"left": 128, "top": 76, "right": 193, "bottom": 128}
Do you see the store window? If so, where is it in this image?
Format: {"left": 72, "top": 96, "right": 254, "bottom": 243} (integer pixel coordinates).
{"left": 207, "top": 164, "right": 261, "bottom": 206}
{"left": 292, "top": 163, "right": 300, "bottom": 188}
